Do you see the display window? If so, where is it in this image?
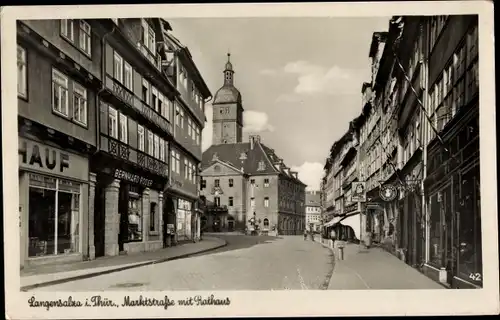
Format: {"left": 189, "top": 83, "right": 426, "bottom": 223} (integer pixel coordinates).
{"left": 127, "top": 188, "right": 143, "bottom": 242}
{"left": 28, "top": 173, "right": 80, "bottom": 257}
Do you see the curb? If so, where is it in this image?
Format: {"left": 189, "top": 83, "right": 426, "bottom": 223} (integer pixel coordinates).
{"left": 317, "top": 239, "right": 336, "bottom": 290}
{"left": 21, "top": 239, "right": 227, "bottom": 292}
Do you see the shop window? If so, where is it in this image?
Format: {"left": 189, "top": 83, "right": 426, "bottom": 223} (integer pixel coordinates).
{"left": 128, "top": 193, "right": 142, "bottom": 241}
{"left": 228, "top": 197, "right": 234, "bottom": 207}
{"left": 28, "top": 174, "right": 80, "bottom": 257}
{"left": 150, "top": 202, "right": 157, "bottom": 232}
{"left": 457, "top": 165, "right": 482, "bottom": 285}
{"left": 17, "top": 45, "right": 27, "bottom": 99}
{"left": 229, "top": 179, "right": 233, "bottom": 187}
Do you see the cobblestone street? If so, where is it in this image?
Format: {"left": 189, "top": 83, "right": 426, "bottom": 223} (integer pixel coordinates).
{"left": 35, "top": 236, "right": 333, "bottom": 291}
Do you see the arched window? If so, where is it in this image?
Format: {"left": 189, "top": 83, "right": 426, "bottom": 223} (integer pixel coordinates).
{"left": 263, "top": 218, "right": 269, "bottom": 228}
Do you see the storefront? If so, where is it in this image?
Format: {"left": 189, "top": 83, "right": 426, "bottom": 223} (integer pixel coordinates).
{"left": 177, "top": 198, "right": 193, "bottom": 241}
{"left": 423, "top": 108, "right": 480, "bottom": 288}
{"left": 19, "top": 137, "right": 90, "bottom": 268}
{"left": 91, "top": 155, "right": 167, "bottom": 257}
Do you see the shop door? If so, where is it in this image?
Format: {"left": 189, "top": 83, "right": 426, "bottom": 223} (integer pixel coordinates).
{"left": 94, "top": 183, "right": 105, "bottom": 258}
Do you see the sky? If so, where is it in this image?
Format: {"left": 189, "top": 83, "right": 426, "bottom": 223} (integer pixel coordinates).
{"left": 167, "top": 17, "right": 390, "bottom": 191}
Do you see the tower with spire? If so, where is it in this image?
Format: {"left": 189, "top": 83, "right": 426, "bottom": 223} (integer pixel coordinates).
{"left": 212, "top": 53, "right": 244, "bottom": 145}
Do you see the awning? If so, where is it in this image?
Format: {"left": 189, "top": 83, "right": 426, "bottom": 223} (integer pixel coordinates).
{"left": 323, "top": 216, "right": 342, "bottom": 227}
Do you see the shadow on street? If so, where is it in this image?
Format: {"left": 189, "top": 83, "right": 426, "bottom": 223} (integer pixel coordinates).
{"left": 191, "top": 235, "right": 282, "bottom": 257}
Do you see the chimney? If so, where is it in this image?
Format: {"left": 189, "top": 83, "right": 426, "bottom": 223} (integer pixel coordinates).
{"left": 249, "top": 135, "right": 261, "bottom": 150}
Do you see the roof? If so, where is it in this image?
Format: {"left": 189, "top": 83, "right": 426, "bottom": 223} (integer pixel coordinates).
{"left": 368, "top": 31, "right": 388, "bottom": 58}
{"left": 201, "top": 139, "right": 306, "bottom": 186}
{"left": 213, "top": 85, "right": 242, "bottom": 104}
{"left": 305, "top": 191, "right": 321, "bottom": 207}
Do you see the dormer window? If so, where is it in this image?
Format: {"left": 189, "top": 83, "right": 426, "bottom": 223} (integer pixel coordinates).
{"left": 257, "top": 161, "right": 266, "bottom": 171}
{"left": 142, "top": 19, "right": 156, "bottom": 53}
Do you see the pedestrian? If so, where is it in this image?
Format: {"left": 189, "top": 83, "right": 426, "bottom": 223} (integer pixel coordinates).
{"left": 303, "top": 229, "right": 308, "bottom": 241}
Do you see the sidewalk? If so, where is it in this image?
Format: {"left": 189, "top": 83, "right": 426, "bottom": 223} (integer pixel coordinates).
{"left": 20, "top": 236, "right": 226, "bottom": 291}
{"left": 321, "top": 242, "right": 445, "bottom": 290}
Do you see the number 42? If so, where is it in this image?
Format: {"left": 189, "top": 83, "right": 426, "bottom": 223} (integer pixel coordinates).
{"left": 469, "top": 273, "right": 482, "bottom": 281}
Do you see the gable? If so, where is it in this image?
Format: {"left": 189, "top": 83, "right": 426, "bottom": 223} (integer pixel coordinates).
{"left": 201, "top": 160, "right": 243, "bottom": 177}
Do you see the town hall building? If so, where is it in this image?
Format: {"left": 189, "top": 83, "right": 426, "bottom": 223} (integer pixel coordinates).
{"left": 200, "top": 54, "right": 306, "bottom": 235}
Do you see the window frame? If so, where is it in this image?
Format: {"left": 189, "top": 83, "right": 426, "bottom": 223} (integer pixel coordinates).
{"left": 264, "top": 197, "right": 269, "bottom": 208}
{"left": 78, "top": 20, "right": 92, "bottom": 56}
{"left": 17, "top": 45, "right": 28, "bottom": 99}
{"left": 108, "top": 106, "right": 119, "bottom": 139}
{"left": 137, "top": 125, "right": 145, "bottom": 152}
{"left": 229, "top": 179, "right": 234, "bottom": 187}
{"left": 124, "top": 61, "right": 133, "bottom": 90}
{"left": 228, "top": 197, "right": 234, "bottom": 207}
{"left": 119, "top": 113, "right": 128, "bottom": 143}
{"left": 60, "top": 19, "right": 75, "bottom": 42}
{"left": 72, "top": 81, "right": 88, "bottom": 126}
{"left": 147, "top": 130, "right": 154, "bottom": 156}
{"left": 113, "top": 52, "right": 123, "bottom": 83}
{"left": 51, "top": 68, "right": 70, "bottom": 117}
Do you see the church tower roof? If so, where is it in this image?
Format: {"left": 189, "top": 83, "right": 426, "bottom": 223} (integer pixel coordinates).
{"left": 213, "top": 53, "right": 242, "bottom": 104}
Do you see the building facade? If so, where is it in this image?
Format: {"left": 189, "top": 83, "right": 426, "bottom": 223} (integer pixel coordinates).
{"left": 321, "top": 15, "right": 480, "bottom": 289}
{"left": 17, "top": 18, "right": 211, "bottom": 268}
{"left": 200, "top": 56, "right": 306, "bottom": 236}
{"left": 17, "top": 19, "right": 102, "bottom": 267}
{"left": 305, "top": 191, "right": 321, "bottom": 232}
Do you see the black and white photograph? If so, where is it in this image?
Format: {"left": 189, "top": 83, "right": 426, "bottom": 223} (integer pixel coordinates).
{"left": 2, "top": 2, "right": 498, "bottom": 318}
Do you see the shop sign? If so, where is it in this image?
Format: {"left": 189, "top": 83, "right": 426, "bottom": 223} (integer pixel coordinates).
{"left": 380, "top": 184, "right": 398, "bottom": 202}
{"left": 166, "top": 223, "right": 175, "bottom": 234}
{"left": 114, "top": 169, "right": 153, "bottom": 187}
{"left": 351, "top": 181, "right": 367, "bottom": 202}
{"left": 170, "top": 176, "right": 183, "bottom": 188}
{"left": 18, "top": 138, "right": 88, "bottom": 181}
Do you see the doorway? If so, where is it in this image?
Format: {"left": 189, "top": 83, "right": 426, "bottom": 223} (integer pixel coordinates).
{"left": 94, "top": 182, "right": 106, "bottom": 258}
{"left": 227, "top": 216, "right": 235, "bottom": 232}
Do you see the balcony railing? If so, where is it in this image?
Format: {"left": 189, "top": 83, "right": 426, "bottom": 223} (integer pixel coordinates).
{"left": 207, "top": 204, "right": 228, "bottom": 212}
{"left": 108, "top": 138, "right": 130, "bottom": 161}
{"left": 105, "top": 76, "right": 173, "bottom": 136}
{"left": 137, "top": 152, "right": 168, "bottom": 177}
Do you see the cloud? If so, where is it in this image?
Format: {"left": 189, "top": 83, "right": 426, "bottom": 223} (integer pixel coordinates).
{"left": 259, "top": 68, "right": 278, "bottom": 76}
{"left": 291, "top": 161, "right": 324, "bottom": 191}
{"left": 201, "top": 104, "right": 213, "bottom": 152}
{"left": 283, "top": 60, "right": 362, "bottom": 95}
{"left": 243, "top": 110, "right": 275, "bottom": 133}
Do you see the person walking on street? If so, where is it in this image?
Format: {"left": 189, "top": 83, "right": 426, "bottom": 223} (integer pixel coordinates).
{"left": 303, "top": 229, "right": 308, "bottom": 241}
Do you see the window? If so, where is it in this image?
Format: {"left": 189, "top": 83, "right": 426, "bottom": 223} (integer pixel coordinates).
{"left": 127, "top": 191, "right": 143, "bottom": 241}
{"left": 72, "top": 82, "right": 87, "bottom": 126}
{"left": 148, "top": 130, "right": 154, "bottom": 156}
{"left": 150, "top": 202, "right": 157, "bottom": 232}
{"left": 229, "top": 197, "right": 234, "bottom": 207}
{"left": 158, "top": 92, "right": 164, "bottom": 117}
{"left": 250, "top": 179, "right": 255, "bottom": 185}
{"left": 113, "top": 52, "right": 123, "bottom": 83}
{"left": 152, "top": 87, "right": 158, "bottom": 112}
{"left": 60, "top": 19, "right": 74, "bottom": 42}
{"left": 164, "top": 99, "right": 172, "bottom": 121}
{"left": 214, "top": 179, "right": 220, "bottom": 187}
{"left": 79, "top": 20, "right": 91, "bottom": 55}
{"left": 171, "top": 150, "right": 181, "bottom": 174}
{"left": 264, "top": 179, "right": 269, "bottom": 187}
{"left": 137, "top": 125, "right": 145, "bottom": 152}
{"left": 195, "top": 128, "right": 200, "bottom": 145}
{"left": 142, "top": 19, "right": 156, "bottom": 53}
{"left": 229, "top": 179, "right": 234, "bottom": 187}
{"left": 175, "top": 105, "right": 180, "bottom": 126}
{"left": 188, "top": 118, "right": 192, "bottom": 137}
{"left": 467, "top": 25, "right": 478, "bottom": 64}
{"left": 159, "top": 139, "right": 165, "bottom": 162}
{"left": 142, "top": 78, "right": 150, "bottom": 105}
{"left": 108, "top": 106, "right": 118, "bottom": 138}
{"left": 124, "top": 62, "right": 133, "bottom": 90}
{"left": 179, "top": 109, "right": 184, "bottom": 128}
{"left": 264, "top": 197, "right": 269, "bottom": 208}
{"left": 184, "top": 159, "right": 188, "bottom": 179}
{"left": 17, "top": 45, "right": 27, "bottom": 98}
{"left": 214, "top": 197, "right": 220, "bottom": 207}
{"left": 154, "top": 134, "right": 160, "bottom": 159}
{"left": 52, "top": 69, "right": 69, "bottom": 116}
{"left": 250, "top": 197, "right": 255, "bottom": 208}
{"left": 28, "top": 174, "right": 81, "bottom": 257}
{"left": 119, "top": 113, "right": 128, "bottom": 143}
{"left": 200, "top": 179, "right": 206, "bottom": 190}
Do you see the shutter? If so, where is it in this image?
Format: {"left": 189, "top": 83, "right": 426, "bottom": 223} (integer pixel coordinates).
{"left": 128, "top": 118, "right": 138, "bottom": 149}
{"left": 133, "top": 70, "right": 142, "bottom": 97}
{"left": 105, "top": 44, "right": 114, "bottom": 76}
{"left": 99, "top": 102, "right": 108, "bottom": 134}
